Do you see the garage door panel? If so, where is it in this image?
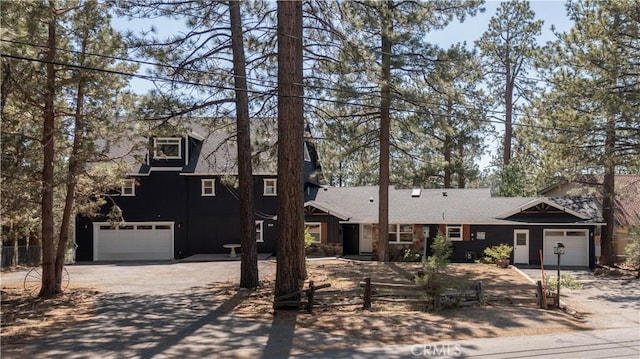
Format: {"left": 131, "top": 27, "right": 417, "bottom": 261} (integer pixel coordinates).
{"left": 543, "top": 230, "right": 588, "bottom": 267}
{"left": 94, "top": 222, "right": 174, "bottom": 261}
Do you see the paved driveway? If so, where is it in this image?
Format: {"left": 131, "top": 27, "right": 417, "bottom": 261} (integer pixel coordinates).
{"left": 1, "top": 260, "right": 277, "bottom": 294}
{"left": 515, "top": 267, "right": 640, "bottom": 329}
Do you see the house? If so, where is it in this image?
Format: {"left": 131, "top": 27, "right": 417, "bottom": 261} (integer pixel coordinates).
{"left": 539, "top": 175, "right": 640, "bottom": 261}
{"left": 306, "top": 187, "right": 603, "bottom": 267}
{"left": 75, "top": 119, "right": 324, "bottom": 261}
{"left": 76, "top": 120, "right": 604, "bottom": 267}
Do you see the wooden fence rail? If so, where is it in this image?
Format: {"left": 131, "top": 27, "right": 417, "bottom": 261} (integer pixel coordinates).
{"left": 360, "top": 277, "right": 483, "bottom": 310}
{"left": 273, "top": 281, "right": 331, "bottom": 313}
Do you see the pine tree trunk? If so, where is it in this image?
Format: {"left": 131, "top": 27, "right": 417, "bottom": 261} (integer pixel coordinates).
{"left": 230, "top": 0, "right": 258, "bottom": 289}
{"left": 275, "top": 0, "right": 306, "bottom": 298}
{"left": 600, "top": 117, "right": 616, "bottom": 266}
{"left": 503, "top": 51, "right": 513, "bottom": 167}
{"left": 377, "top": 0, "right": 392, "bottom": 263}
{"left": 457, "top": 139, "right": 466, "bottom": 188}
{"left": 40, "top": 4, "right": 57, "bottom": 298}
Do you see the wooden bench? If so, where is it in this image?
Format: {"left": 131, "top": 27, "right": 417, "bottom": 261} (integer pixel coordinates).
{"left": 223, "top": 244, "right": 240, "bottom": 258}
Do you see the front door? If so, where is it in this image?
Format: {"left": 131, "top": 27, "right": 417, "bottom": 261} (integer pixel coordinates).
{"left": 513, "top": 229, "right": 529, "bottom": 264}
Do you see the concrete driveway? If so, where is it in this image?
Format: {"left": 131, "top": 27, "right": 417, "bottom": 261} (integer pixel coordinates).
{"left": 515, "top": 267, "right": 640, "bottom": 329}
{"left": 1, "top": 259, "right": 277, "bottom": 294}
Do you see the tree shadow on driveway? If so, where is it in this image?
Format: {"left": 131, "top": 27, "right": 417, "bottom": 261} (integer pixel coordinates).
{"left": 1, "top": 285, "right": 294, "bottom": 359}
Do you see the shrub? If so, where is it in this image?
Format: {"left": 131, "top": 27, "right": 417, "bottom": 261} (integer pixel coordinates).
{"left": 483, "top": 244, "right": 513, "bottom": 263}
{"left": 624, "top": 227, "right": 640, "bottom": 269}
{"left": 414, "top": 235, "right": 454, "bottom": 311}
{"left": 544, "top": 273, "right": 583, "bottom": 291}
{"left": 399, "top": 248, "right": 422, "bottom": 262}
{"left": 427, "top": 234, "right": 452, "bottom": 268}
{"left": 304, "top": 227, "right": 315, "bottom": 250}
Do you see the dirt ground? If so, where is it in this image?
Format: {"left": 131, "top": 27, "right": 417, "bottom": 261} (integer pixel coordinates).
{"left": 1, "top": 260, "right": 589, "bottom": 349}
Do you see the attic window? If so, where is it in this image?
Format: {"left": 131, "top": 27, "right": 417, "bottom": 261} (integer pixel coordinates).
{"left": 153, "top": 137, "right": 181, "bottom": 159}
{"left": 411, "top": 189, "right": 421, "bottom": 197}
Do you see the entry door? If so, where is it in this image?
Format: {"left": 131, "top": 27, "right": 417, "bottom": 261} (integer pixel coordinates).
{"left": 513, "top": 229, "right": 529, "bottom": 264}
{"left": 359, "top": 224, "right": 373, "bottom": 254}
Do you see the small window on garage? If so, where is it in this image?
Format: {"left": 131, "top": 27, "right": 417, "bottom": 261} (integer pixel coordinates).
{"left": 121, "top": 225, "right": 134, "bottom": 230}
{"left": 99, "top": 225, "right": 113, "bottom": 230}
{"left": 256, "top": 220, "right": 264, "bottom": 242}
{"left": 264, "top": 179, "right": 277, "bottom": 196}
{"left": 155, "top": 225, "right": 171, "bottom": 230}
{"left": 137, "top": 225, "right": 153, "bottom": 230}
{"left": 567, "top": 231, "right": 586, "bottom": 236}
{"left": 201, "top": 179, "right": 215, "bottom": 196}
{"left": 121, "top": 179, "right": 136, "bottom": 196}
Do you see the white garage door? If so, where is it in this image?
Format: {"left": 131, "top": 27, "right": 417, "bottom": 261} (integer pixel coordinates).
{"left": 94, "top": 222, "right": 174, "bottom": 261}
{"left": 543, "top": 229, "right": 589, "bottom": 267}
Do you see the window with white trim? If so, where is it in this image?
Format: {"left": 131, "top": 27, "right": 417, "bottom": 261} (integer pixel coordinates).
{"left": 153, "top": 137, "right": 181, "bottom": 159}
{"left": 256, "top": 220, "right": 264, "bottom": 242}
{"left": 388, "top": 224, "right": 413, "bottom": 243}
{"left": 201, "top": 179, "right": 215, "bottom": 196}
{"left": 304, "top": 142, "right": 312, "bottom": 162}
{"left": 446, "top": 225, "right": 463, "bottom": 241}
{"left": 121, "top": 179, "right": 136, "bottom": 196}
{"left": 263, "top": 178, "right": 277, "bottom": 196}
{"left": 305, "top": 222, "right": 322, "bottom": 243}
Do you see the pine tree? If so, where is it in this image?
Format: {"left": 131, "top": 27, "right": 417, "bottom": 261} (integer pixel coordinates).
{"left": 475, "top": 0, "right": 542, "bottom": 169}
{"left": 532, "top": 0, "right": 639, "bottom": 265}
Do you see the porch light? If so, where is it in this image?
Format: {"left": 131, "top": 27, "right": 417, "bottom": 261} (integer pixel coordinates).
{"left": 553, "top": 241, "right": 565, "bottom": 308}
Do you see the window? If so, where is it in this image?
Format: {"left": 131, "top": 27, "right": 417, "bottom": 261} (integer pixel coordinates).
{"left": 256, "top": 221, "right": 264, "bottom": 242}
{"left": 155, "top": 225, "right": 171, "bottom": 230}
{"left": 121, "top": 179, "right": 135, "bottom": 196}
{"left": 153, "top": 137, "right": 181, "bottom": 159}
{"left": 263, "top": 179, "right": 277, "bottom": 196}
{"left": 446, "top": 225, "right": 463, "bottom": 241}
{"left": 389, "top": 224, "right": 413, "bottom": 243}
{"left": 305, "top": 222, "right": 322, "bottom": 243}
{"left": 304, "top": 142, "right": 312, "bottom": 162}
{"left": 137, "top": 225, "right": 153, "bottom": 230}
{"left": 201, "top": 179, "right": 215, "bottom": 196}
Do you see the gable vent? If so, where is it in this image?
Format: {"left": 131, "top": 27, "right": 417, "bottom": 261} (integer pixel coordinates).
{"left": 411, "top": 188, "right": 421, "bottom": 198}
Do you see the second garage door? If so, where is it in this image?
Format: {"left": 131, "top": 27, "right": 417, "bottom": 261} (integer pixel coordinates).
{"left": 93, "top": 222, "right": 174, "bottom": 261}
{"left": 543, "top": 229, "right": 589, "bottom": 267}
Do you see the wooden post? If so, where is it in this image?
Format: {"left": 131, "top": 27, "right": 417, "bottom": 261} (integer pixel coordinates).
{"left": 363, "top": 277, "right": 371, "bottom": 310}
{"left": 476, "top": 282, "right": 483, "bottom": 302}
{"left": 536, "top": 281, "right": 546, "bottom": 309}
{"left": 307, "top": 281, "right": 314, "bottom": 313}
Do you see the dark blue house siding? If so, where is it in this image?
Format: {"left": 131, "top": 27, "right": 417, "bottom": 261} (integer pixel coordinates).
{"left": 437, "top": 224, "right": 595, "bottom": 265}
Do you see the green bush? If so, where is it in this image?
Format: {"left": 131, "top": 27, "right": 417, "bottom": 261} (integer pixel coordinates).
{"left": 399, "top": 248, "right": 422, "bottom": 262}
{"left": 483, "top": 244, "right": 513, "bottom": 263}
{"left": 414, "top": 235, "right": 455, "bottom": 311}
{"left": 304, "top": 227, "right": 315, "bottom": 250}
{"left": 427, "top": 234, "right": 452, "bottom": 268}
{"left": 544, "top": 273, "right": 583, "bottom": 291}
{"left": 624, "top": 227, "right": 640, "bottom": 271}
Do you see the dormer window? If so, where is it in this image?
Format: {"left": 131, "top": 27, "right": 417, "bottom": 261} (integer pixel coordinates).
{"left": 153, "top": 137, "right": 181, "bottom": 159}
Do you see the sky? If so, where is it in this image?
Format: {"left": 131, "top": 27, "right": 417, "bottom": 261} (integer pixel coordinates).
{"left": 113, "top": 0, "right": 574, "bottom": 93}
